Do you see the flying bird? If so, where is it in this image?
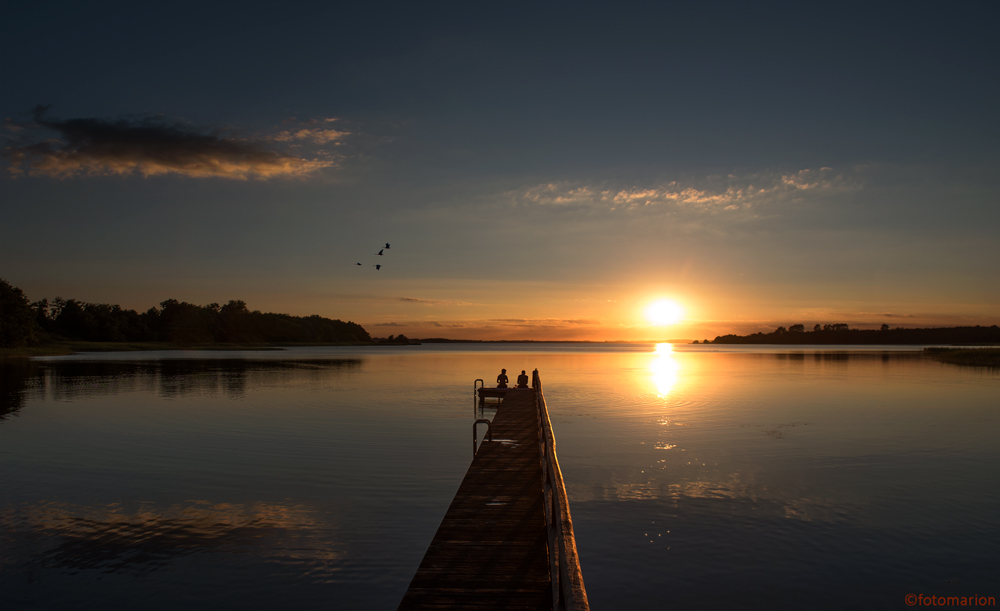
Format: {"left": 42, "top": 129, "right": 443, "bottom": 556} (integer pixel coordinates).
{"left": 377, "top": 249, "right": 384, "bottom": 255}
{"left": 374, "top": 264, "right": 381, "bottom": 270}
{"left": 385, "top": 243, "right": 391, "bottom": 249}
{"left": 356, "top": 262, "right": 362, "bottom": 266}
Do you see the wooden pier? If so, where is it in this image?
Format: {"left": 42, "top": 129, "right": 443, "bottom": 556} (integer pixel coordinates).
{"left": 398, "top": 370, "right": 588, "bottom": 611}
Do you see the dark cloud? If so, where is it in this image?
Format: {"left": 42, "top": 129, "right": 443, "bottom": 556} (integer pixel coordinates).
{"left": 2, "top": 106, "right": 336, "bottom": 179}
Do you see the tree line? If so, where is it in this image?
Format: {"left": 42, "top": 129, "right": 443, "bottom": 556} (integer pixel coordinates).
{"left": 0, "top": 278, "right": 371, "bottom": 348}
{"left": 701, "top": 323, "right": 1000, "bottom": 345}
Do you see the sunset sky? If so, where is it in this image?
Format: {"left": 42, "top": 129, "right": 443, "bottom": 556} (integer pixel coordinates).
{"left": 2, "top": 1, "right": 998, "bottom": 341}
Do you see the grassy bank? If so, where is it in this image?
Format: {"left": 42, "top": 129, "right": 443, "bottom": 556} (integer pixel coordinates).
{"left": 925, "top": 347, "right": 1000, "bottom": 367}
{"left": 0, "top": 341, "right": 374, "bottom": 358}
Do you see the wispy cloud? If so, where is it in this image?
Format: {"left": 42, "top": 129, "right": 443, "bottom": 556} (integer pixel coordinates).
{"left": 398, "top": 297, "right": 477, "bottom": 306}
{"left": 362, "top": 317, "right": 618, "bottom": 340}
{"left": 271, "top": 118, "right": 350, "bottom": 145}
{"left": 486, "top": 318, "right": 602, "bottom": 327}
{"left": 2, "top": 106, "right": 342, "bottom": 179}
{"left": 373, "top": 317, "right": 603, "bottom": 330}
{"left": 507, "top": 168, "right": 860, "bottom": 215}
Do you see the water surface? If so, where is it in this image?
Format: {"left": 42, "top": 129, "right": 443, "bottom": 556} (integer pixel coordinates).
{"left": 2, "top": 345, "right": 997, "bottom": 609}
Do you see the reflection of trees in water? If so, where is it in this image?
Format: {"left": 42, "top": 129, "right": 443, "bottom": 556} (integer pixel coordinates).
{"left": 1, "top": 500, "right": 341, "bottom": 575}
{"left": 0, "top": 359, "right": 42, "bottom": 420}
{"left": 0, "top": 358, "right": 363, "bottom": 416}
{"left": 762, "top": 351, "right": 925, "bottom": 363}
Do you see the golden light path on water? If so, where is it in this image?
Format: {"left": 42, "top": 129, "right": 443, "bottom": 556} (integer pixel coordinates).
{"left": 648, "top": 343, "right": 680, "bottom": 397}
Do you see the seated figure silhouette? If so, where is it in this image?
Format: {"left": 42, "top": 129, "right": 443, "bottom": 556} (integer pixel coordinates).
{"left": 516, "top": 370, "right": 529, "bottom": 388}
{"left": 496, "top": 368, "right": 509, "bottom": 389}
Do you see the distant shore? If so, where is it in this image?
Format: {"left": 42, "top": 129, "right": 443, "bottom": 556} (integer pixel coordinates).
{"left": 0, "top": 339, "right": 694, "bottom": 358}
{"left": 703, "top": 325, "right": 999, "bottom": 346}
{"left": 11, "top": 338, "right": 992, "bottom": 368}
{"left": 0, "top": 341, "right": 374, "bottom": 358}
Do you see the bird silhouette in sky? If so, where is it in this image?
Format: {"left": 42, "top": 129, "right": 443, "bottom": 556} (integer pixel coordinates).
{"left": 358, "top": 242, "right": 391, "bottom": 271}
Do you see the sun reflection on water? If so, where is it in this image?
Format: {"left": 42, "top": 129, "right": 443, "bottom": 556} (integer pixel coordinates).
{"left": 650, "top": 343, "right": 680, "bottom": 397}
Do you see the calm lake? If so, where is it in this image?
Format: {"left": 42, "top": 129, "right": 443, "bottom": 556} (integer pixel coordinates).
{"left": 2, "top": 345, "right": 998, "bottom": 610}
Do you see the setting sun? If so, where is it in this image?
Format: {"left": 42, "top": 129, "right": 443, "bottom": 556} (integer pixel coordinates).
{"left": 647, "top": 300, "right": 683, "bottom": 325}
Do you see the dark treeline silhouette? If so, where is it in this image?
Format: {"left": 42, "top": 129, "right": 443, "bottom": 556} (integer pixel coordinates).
{"left": 34, "top": 297, "right": 159, "bottom": 342}
{"left": 0, "top": 278, "right": 370, "bottom": 347}
{"left": 376, "top": 334, "right": 414, "bottom": 344}
{"left": 0, "top": 279, "right": 38, "bottom": 348}
{"left": 704, "top": 324, "right": 1000, "bottom": 345}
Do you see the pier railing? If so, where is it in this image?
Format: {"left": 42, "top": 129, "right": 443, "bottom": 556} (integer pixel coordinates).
{"left": 533, "top": 369, "right": 590, "bottom": 611}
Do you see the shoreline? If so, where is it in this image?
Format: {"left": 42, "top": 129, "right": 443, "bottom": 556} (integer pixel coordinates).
{"left": 4, "top": 342, "right": 999, "bottom": 368}
{"left": 0, "top": 341, "right": 374, "bottom": 358}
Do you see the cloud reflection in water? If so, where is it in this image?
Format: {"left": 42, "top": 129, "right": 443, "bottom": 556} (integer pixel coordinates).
{"left": 1, "top": 501, "right": 342, "bottom": 576}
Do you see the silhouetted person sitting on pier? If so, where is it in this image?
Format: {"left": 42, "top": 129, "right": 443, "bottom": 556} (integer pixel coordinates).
{"left": 496, "top": 369, "right": 509, "bottom": 389}
{"left": 516, "top": 370, "right": 529, "bottom": 388}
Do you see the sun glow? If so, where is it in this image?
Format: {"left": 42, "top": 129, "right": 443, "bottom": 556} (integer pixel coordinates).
{"left": 647, "top": 300, "right": 683, "bottom": 325}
